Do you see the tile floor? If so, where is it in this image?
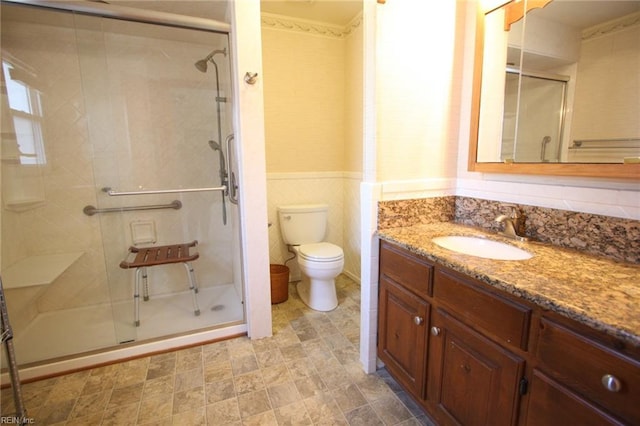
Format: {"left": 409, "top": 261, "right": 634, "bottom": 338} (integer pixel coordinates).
{"left": 1, "top": 275, "right": 434, "bottom": 425}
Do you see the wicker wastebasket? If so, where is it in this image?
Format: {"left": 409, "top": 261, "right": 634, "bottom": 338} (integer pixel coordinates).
{"left": 270, "top": 264, "right": 289, "bottom": 304}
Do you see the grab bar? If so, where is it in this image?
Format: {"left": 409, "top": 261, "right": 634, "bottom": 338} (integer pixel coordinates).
{"left": 570, "top": 138, "right": 640, "bottom": 149}
{"left": 540, "top": 135, "right": 551, "bottom": 162}
{"left": 102, "top": 186, "right": 226, "bottom": 196}
{"left": 83, "top": 200, "right": 182, "bottom": 216}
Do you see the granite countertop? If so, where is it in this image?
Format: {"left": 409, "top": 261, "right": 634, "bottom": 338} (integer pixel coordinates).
{"left": 377, "top": 222, "right": 640, "bottom": 348}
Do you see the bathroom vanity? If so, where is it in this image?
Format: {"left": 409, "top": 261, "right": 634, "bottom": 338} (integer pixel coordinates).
{"left": 377, "top": 222, "right": 640, "bottom": 425}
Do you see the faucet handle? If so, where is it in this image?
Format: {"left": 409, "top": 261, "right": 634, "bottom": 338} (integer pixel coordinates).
{"left": 496, "top": 205, "right": 528, "bottom": 241}
{"left": 495, "top": 214, "right": 509, "bottom": 223}
{"left": 501, "top": 203, "right": 521, "bottom": 218}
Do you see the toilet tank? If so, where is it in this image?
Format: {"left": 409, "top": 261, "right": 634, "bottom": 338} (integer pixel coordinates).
{"left": 278, "top": 204, "right": 328, "bottom": 245}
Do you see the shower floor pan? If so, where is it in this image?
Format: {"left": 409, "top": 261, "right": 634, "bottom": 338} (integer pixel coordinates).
{"left": 2, "top": 284, "right": 243, "bottom": 366}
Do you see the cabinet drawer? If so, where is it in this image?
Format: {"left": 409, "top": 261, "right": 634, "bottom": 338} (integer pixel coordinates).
{"left": 537, "top": 317, "right": 640, "bottom": 424}
{"left": 433, "top": 268, "right": 531, "bottom": 351}
{"left": 380, "top": 241, "right": 433, "bottom": 299}
{"left": 526, "top": 369, "right": 624, "bottom": 426}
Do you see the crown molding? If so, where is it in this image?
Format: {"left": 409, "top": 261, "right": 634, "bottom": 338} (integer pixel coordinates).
{"left": 261, "top": 12, "right": 362, "bottom": 39}
{"left": 582, "top": 10, "right": 640, "bottom": 41}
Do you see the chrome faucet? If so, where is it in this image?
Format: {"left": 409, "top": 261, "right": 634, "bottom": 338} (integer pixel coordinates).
{"left": 495, "top": 204, "right": 528, "bottom": 241}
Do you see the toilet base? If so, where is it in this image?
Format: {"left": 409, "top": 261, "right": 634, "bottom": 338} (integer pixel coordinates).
{"left": 297, "top": 276, "right": 338, "bottom": 312}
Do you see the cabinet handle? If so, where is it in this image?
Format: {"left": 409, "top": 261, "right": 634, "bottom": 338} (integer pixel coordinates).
{"left": 601, "top": 374, "right": 622, "bottom": 392}
{"left": 414, "top": 316, "right": 424, "bottom": 325}
{"left": 431, "top": 326, "right": 441, "bottom": 336}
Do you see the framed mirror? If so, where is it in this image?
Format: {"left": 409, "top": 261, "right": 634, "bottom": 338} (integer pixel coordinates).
{"left": 468, "top": 0, "right": 640, "bottom": 179}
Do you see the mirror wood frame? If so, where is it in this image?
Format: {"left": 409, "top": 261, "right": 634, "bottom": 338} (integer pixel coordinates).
{"left": 467, "top": 0, "right": 640, "bottom": 179}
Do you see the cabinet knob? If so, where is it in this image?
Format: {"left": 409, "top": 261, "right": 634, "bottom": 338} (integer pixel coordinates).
{"left": 601, "top": 374, "right": 622, "bottom": 392}
{"left": 431, "top": 326, "right": 441, "bottom": 336}
{"left": 414, "top": 316, "right": 424, "bottom": 325}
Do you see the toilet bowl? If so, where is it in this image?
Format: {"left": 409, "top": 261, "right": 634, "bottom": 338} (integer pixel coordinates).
{"left": 277, "top": 204, "right": 344, "bottom": 312}
{"left": 293, "top": 243, "right": 344, "bottom": 311}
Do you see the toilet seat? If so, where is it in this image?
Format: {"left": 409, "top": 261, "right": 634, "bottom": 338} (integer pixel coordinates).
{"left": 297, "top": 243, "right": 343, "bottom": 262}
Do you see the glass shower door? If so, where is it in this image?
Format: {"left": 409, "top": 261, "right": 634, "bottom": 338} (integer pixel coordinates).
{"left": 75, "top": 14, "right": 244, "bottom": 345}
{"left": 0, "top": 3, "right": 244, "bottom": 366}
{"left": 503, "top": 72, "right": 567, "bottom": 163}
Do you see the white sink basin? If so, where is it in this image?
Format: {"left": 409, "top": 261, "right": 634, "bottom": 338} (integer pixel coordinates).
{"left": 432, "top": 236, "right": 533, "bottom": 260}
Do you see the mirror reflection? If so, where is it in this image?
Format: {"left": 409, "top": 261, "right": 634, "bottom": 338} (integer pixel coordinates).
{"left": 477, "top": 0, "right": 640, "bottom": 164}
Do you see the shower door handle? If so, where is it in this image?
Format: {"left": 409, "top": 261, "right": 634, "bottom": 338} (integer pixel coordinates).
{"left": 540, "top": 136, "right": 551, "bottom": 162}
{"left": 225, "top": 134, "right": 239, "bottom": 205}
{"left": 103, "top": 186, "right": 226, "bottom": 196}
{"left": 229, "top": 172, "right": 238, "bottom": 205}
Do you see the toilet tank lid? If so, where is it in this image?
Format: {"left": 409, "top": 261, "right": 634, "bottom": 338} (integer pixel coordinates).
{"left": 278, "top": 204, "right": 328, "bottom": 213}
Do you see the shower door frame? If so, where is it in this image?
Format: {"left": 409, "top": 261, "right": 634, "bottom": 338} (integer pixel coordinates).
{"left": 503, "top": 69, "right": 568, "bottom": 163}
{"left": 5, "top": 0, "right": 231, "bottom": 33}
{"left": 1, "top": 0, "right": 272, "bottom": 382}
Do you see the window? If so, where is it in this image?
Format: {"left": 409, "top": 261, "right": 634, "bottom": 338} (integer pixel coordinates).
{"left": 2, "top": 60, "right": 46, "bottom": 165}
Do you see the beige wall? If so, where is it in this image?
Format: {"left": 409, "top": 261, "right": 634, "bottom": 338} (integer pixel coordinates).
{"left": 262, "top": 21, "right": 346, "bottom": 173}
{"left": 345, "top": 20, "right": 364, "bottom": 173}
{"left": 262, "top": 12, "right": 363, "bottom": 282}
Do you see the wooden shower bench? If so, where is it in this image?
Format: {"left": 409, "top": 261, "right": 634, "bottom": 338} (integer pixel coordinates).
{"left": 120, "top": 240, "right": 201, "bottom": 326}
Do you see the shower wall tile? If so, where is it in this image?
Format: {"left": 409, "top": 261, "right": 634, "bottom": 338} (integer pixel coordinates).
{"left": 11, "top": 18, "right": 110, "bottom": 313}
{"left": 2, "top": 10, "right": 234, "bottom": 324}
{"left": 3, "top": 286, "right": 41, "bottom": 335}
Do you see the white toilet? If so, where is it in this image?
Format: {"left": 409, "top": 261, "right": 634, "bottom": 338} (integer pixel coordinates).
{"left": 278, "top": 204, "right": 344, "bottom": 311}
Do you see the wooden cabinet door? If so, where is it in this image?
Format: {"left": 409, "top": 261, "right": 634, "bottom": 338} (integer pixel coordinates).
{"left": 427, "top": 308, "right": 525, "bottom": 426}
{"left": 378, "top": 275, "right": 430, "bottom": 399}
{"left": 525, "top": 369, "right": 625, "bottom": 426}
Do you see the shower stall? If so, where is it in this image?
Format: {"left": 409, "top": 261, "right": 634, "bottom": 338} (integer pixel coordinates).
{"left": 0, "top": 1, "right": 246, "bottom": 367}
{"left": 501, "top": 69, "right": 568, "bottom": 163}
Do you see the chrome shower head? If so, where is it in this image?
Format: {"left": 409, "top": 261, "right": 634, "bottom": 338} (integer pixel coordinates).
{"left": 195, "top": 59, "right": 208, "bottom": 73}
{"left": 195, "top": 48, "right": 227, "bottom": 73}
